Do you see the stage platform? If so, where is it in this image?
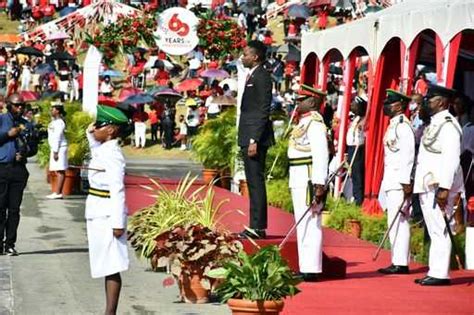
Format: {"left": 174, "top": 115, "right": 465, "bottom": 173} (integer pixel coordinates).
{"left": 125, "top": 175, "right": 474, "bottom": 314}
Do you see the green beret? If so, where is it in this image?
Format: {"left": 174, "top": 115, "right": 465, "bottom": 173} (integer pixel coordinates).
{"left": 96, "top": 105, "right": 129, "bottom": 125}
{"left": 426, "top": 84, "right": 456, "bottom": 100}
{"left": 297, "top": 84, "right": 327, "bottom": 100}
{"left": 384, "top": 89, "right": 411, "bottom": 105}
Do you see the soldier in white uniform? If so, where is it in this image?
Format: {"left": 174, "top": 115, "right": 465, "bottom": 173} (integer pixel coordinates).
{"left": 85, "top": 105, "right": 130, "bottom": 313}
{"left": 378, "top": 89, "right": 415, "bottom": 275}
{"left": 414, "top": 85, "right": 463, "bottom": 286}
{"left": 287, "top": 84, "right": 329, "bottom": 282}
{"left": 46, "top": 101, "right": 68, "bottom": 199}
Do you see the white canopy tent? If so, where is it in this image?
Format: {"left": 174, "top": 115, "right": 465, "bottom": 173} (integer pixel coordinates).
{"left": 301, "top": 0, "right": 474, "bottom": 64}
{"left": 300, "top": 0, "right": 474, "bottom": 215}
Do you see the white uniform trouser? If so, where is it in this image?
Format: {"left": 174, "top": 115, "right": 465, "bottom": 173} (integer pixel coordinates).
{"left": 384, "top": 189, "right": 410, "bottom": 266}
{"left": 69, "top": 79, "right": 79, "bottom": 101}
{"left": 291, "top": 187, "right": 322, "bottom": 273}
{"left": 419, "top": 189, "right": 457, "bottom": 279}
{"left": 58, "top": 80, "right": 69, "bottom": 94}
{"left": 134, "top": 122, "right": 146, "bottom": 148}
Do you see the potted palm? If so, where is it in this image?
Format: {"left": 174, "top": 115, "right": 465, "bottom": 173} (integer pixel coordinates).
{"left": 34, "top": 101, "right": 92, "bottom": 194}
{"left": 208, "top": 245, "right": 302, "bottom": 314}
{"left": 192, "top": 108, "right": 238, "bottom": 186}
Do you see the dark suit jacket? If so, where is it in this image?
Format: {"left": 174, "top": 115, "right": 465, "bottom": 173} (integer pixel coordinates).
{"left": 238, "top": 64, "right": 275, "bottom": 147}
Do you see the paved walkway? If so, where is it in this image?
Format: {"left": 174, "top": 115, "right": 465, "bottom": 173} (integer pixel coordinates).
{"left": 0, "top": 159, "right": 228, "bottom": 315}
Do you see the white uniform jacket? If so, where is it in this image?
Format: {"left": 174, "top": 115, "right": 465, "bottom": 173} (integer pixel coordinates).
{"left": 346, "top": 116, "right": 365, "bottom": 146}
{"left": 47, "top": 118, "right": 67, "bottom": 153}
{"left": 288, "top": 111, "right": 329, "bottom": 188}
{"left": 414, "top": 110, "right": 463, "bottom": 193}
{"left": 381, "top": 114, "right": 415, "bottom": 192}
{"left": 85, "top": 132, "right": 128, "bottom": 229}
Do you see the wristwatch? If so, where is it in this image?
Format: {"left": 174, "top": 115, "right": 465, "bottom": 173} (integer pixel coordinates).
{"left": 249, "top": 138, "right": 256, "bottom": 144}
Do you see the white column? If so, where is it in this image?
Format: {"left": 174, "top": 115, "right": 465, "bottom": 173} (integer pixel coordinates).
{"left": 82, "top": 45, "right": 102, "bottom": 117}
{"left": 439, "top": 42, "right": 451, "bottom": 87}
{"left": 335, "top": 58, "right": 351, "bottom": 198}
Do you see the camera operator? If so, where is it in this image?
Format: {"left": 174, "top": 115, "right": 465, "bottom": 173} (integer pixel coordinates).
{"left": 0, "top": 93, "right": 33, "bottom": 256}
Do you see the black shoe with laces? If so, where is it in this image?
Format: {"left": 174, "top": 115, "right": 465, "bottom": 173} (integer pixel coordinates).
{"left": 5, "top": 247, "right": 19, "bottom": 256}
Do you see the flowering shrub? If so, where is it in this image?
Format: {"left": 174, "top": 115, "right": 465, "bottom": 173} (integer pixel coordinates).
{"left": 197, "top": 11, "right": 246, "bottom": 59}
{"left": 85, "top": 12, "right": 157, "bottom": 65}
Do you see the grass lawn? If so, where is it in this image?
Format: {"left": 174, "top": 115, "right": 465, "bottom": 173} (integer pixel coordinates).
{"left": 0, "top": 12, "right": 20, "bottom": 34}
{"left": 122, "top": 142, "right": 193, "bottom": 160}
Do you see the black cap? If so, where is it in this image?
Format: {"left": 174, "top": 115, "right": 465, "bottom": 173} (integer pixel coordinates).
{"left": 426, "top": 84, "right": 457, "bottom": 100}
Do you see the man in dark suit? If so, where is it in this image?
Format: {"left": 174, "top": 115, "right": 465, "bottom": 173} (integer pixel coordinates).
{"left": 238, "top": 40, "right": 275, "bottom": 239}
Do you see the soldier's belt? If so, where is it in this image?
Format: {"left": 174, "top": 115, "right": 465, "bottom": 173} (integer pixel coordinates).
{"left": 289, "top": 157, "right": 312, "bottom": 166}
{"left": 88, "top": 187, "right": 110, "bottom": 198}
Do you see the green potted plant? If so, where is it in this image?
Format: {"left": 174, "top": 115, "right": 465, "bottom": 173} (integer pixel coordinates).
{"left": 34, "top": 101, "right": 92, "bottom": 194}
{"left": 128, "top": 174, "right": 231, "bottom": 261}
{"left": 208, "top": 245, "right": 302, "bottom": 314}
{"left": 152, "top": 224, "right": 242, "bottom": 304}
{"left": 192, "top": 108, "right": 238, "bottom": 185}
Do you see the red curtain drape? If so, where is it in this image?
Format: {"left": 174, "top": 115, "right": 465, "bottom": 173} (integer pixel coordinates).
{"left": 446, "top": 33, "right": 463, "bottom": 88}
{"left": 321, "top": 58, "right": 330, "bottom": 91}
{"left": 301, "top": 54, "right": 319, "bottom": 87}
{"left": 363, "top": 39, "right": 402, "bottom": 215}
{"left": 436, "top": 35, "right": 444, "bottom": 83}
{"left": 406, "top": 36, "right": 421, "bottom": 95}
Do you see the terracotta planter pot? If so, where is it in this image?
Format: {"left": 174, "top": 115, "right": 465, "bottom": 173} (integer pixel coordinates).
{"left": 217, "top": 169, "right": 231, "bottom": 190}
{"left": 178, "top": 271, "right": 209, "bottom": 304}
{"left": 49, "top": 168, "right": 81, "bottom": 196}
{"left": 345, "top": 219, "right": 362, "bottom": 238}
{"left": 62, "top": 168, "right": 80, "bottom": 196}
{"left": 239, "top": 180, "right": 249, "bottom": 197}
{"left": 227, "top": 298, "right": 284, "bottom": 315}
{"left": 202, "top": 169, "right": 219, "bottom": 185}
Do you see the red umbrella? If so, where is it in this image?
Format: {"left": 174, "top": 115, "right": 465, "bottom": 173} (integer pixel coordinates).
{"left": 98, "top": 95, "right": 117, "bottom": 107}
{"left": 175, "top": 78, "right": 203, "bottom": 92}
{"left": 20, "top": 91, "right": 40, "bottom": 102}
{"left": 118, "top": 87, "right": 143, "bottom": 102}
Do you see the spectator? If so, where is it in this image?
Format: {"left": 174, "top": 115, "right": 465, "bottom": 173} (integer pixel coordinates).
{"left": 148, "top": 106, "right": 159, "bottom": 143}
{"left": 175, "top": 114, "right": 188, "bottom": 151}
{"left": 453, "top": 93, "right": 470, "bottom": 127}
{"left": 154, "top": 64, "right": 170, "bottom": 86}
{"left": 57, "top": 63, "right": 70, "bottom": 101}
{"left": 99, "top": 75, "right": 114, "bottom": 97}
{"left": 272, "top": 54, "right": 284, "bottom": 92}
{"left": 346, "top": 96, "right": 367, "bottom": 205}
{"left": 70, "top": 64, "right": 81, "bottom": 101}
{"left": 132, "top": 106, "right": 148, "bottom": 149}
{"left": 20, "top": 61, "right": 31, "bottom": 91}
{"left": 414, "top": 72, "right": 428, "bottom": 96}
{"left": 205, "top": 89, "right": 221, "bottom": 119}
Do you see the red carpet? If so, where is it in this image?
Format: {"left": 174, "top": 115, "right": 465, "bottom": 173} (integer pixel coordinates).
{"left": 125, "top": 176, "right": 474, "bottom": 315}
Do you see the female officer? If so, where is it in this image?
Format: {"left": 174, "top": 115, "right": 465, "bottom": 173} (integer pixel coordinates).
{"left": 46, "top": 101, "right": 68, "bottom": 199}
{"left": 85, "top": 105, "right": 130, "bottom": 314}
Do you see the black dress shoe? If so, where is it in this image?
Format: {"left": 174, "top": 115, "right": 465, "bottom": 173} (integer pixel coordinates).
{"left": 377, "top": 265, "right": 409, "bottom": 274}
{"left": 5, "top": 247, "right": 19, "bottom": 256}
{"left": 238, "top": 229, "right": 266, "bottom": 239}
{"left": 417, "top": 276, "right": 451, "bottom": 286}
{"left": 296, "top": 272, "right": 319, "bottom": 282}
{"left": 414, "top": 276, "right": 430, "bottom": 284}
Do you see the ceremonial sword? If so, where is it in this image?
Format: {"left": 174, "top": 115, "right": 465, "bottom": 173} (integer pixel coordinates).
{"left": 372, "top": 199, "right": 412, "bottom": 261}
{"left": 278, "top": 159, "right": 347, "bottom": 250}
